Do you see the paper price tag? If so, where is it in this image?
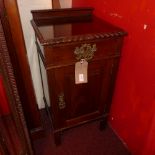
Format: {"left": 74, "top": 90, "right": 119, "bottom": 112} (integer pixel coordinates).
{"left": 75, "top": 59, "right": 88, "bottom": 84}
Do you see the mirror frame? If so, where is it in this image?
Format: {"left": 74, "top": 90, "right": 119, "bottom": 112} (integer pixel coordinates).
{"left": 0, "top": 18, "right": 33, "bottom": 155}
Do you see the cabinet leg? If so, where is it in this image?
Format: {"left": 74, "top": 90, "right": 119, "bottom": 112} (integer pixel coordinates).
{"left": 100, "top": 117, "right": 108, "bottom": 131}
{"left": 54, "top": 132, "right": 61, "bottom": 146}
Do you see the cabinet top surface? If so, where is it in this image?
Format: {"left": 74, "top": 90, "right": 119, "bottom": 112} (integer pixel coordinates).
{"left": 31, "top": 8, "right": 127, "bottom": 46}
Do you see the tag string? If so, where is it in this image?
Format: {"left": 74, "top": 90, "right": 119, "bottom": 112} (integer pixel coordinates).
{"left": 80, "top": 59, "right": 85, "bottom": 64}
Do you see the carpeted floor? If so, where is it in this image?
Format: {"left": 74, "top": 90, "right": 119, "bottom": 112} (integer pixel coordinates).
{"left": 33, "top": 110, "right": 130, "bottom": 155}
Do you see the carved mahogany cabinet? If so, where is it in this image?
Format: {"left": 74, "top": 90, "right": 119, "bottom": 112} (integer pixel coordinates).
{"left": 31, "top": 7, "right": 127, "bottom": 145}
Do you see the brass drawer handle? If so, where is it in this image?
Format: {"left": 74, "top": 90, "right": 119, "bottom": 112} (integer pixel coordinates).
{"left": 58, "top": 93, "right": 66, "bottom": 109}
{"left": 74, "top": 43, "right": 97, "bottom": 61}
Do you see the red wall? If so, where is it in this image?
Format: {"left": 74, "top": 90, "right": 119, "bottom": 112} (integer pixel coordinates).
{"left": 0, "top": 75, "right": 10, "bottom": 115}
{"left": 73, "top": 1, "right": 155, "bottom": 155}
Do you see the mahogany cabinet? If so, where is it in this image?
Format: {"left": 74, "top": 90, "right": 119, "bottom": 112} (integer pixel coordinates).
{"left": 31, "top": 7, "right": 127, "bottom": 145}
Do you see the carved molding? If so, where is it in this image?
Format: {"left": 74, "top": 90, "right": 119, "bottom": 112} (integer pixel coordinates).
{"left": 46, "top": 31, "right": 127, "bottom": 46}
{"left": 31, "top": 19, "right": 127, "bottom": 47}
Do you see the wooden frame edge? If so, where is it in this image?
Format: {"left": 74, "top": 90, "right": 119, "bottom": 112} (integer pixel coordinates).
{"left": 0, "top": 19, "right": 33, "bottom": 155}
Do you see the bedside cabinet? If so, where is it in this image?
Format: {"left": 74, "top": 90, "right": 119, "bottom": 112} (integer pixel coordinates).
{"left": 31, "top": 7, "right": 127, "bottom": 145}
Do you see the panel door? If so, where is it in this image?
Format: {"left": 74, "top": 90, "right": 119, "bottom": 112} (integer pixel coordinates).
{"left": 47, "top": 59, "right": 113, "bottom": 129}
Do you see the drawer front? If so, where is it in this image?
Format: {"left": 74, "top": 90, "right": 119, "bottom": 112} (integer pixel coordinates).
{"left": 44, "top": 38, "right": 122, "bottom": 68}
{"left": 47, "top": 59, "right": 115, "bottom": 129}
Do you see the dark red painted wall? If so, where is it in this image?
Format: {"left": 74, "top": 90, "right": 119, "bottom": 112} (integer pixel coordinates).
{"left": 73, "top": 1, "right": 155, "bottom": 155}
{"left": 0, "top": 75, "right": 10, "bottom": 115}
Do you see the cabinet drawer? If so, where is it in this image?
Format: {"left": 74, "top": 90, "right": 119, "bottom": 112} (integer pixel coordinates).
{"left": 44, "top": 38, "right": 122, "bottom": 68}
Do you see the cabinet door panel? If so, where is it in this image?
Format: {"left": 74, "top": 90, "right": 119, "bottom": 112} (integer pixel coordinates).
{"left": 48, "top": 59, "right": 113, "bottom": 129}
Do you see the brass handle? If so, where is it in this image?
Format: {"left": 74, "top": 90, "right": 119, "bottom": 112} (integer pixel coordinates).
{"left": 74, "top": 43, "right": 97, "bottom": 61}
{"left": 58, "top": 93, "right": 66, "bottom": 109}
